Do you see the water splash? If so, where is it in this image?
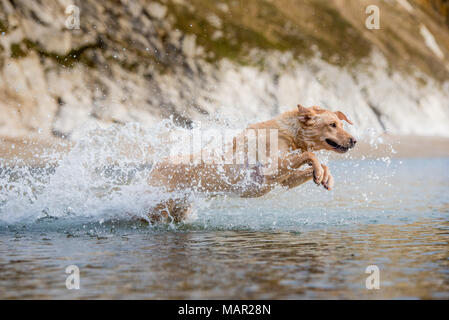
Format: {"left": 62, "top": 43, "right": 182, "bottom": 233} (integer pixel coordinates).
{"left": 0, "top": 118, "right": 414, "bottom": 229}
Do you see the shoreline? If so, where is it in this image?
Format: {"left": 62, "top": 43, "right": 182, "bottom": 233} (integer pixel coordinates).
{"left": 329, "top": 134, "right": 449, "bottom": 160}
{"left": 349, "top": 135, "right": 449, "bottom": 159}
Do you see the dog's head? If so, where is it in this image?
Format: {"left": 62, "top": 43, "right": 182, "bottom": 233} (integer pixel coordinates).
{"left": 295, "top": 104, "right": 356, "bottom": 153}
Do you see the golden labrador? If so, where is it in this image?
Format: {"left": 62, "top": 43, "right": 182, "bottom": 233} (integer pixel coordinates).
{"left": 147, "top": 104, "right": 356, "bottom": 222}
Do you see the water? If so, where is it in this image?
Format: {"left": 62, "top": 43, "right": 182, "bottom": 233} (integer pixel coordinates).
{"left": 2, "top": 218, "right": 448, "bottom": 299}
{"left": 0, "top": 154, "right": 448, "bottom": 299}
{"left": 0, "top": 122, "right": 448, "bottom": 299}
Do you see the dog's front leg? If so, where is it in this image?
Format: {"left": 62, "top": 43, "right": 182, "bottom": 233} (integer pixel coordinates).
{"left": 320, "top": 164, "right": 334, "bottom": 190}
{"left": 280, "top": 168, "right": 313, "bottom": 189}
{"left": 280, "top": 151, "right": 324, "bottom": 185}
{"left": 280, "top": 164, "right": 334, "bottom": 190}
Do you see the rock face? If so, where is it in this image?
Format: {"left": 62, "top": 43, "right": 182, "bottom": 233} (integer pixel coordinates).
{"left": 0, "top": 0, "right": 449, "bottom": 140}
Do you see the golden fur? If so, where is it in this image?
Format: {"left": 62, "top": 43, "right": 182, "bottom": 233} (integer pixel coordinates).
{"left": 147, "top": 105, "right": 356, "bottom": 222}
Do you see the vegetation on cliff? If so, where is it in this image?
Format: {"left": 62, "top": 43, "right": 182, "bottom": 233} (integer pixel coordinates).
{"left": 0, "top": 0, "right": 448, "bottom": 139}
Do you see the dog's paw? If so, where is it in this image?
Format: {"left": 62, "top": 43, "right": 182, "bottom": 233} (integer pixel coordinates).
{"left": 313, "top": 163, "right": 324, "bottom": 185}
{"left": 321, "top": 164, "right": 334, "bottom": 191}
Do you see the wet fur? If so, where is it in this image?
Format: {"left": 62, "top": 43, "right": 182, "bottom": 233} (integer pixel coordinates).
{"left": 147, "top": 105, "right": 356, "bottom": 223}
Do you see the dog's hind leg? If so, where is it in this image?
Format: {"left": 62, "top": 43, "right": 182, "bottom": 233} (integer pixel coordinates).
{"left": 148, "top": 198, "right": 192, "bottom": 223}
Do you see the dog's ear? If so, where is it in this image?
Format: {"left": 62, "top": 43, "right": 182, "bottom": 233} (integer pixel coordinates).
{"left": 297, "top": 104, "right": 309, "bottom": 114}
{"left": 335, "top": 111, "right": 353, "bottom": 125}
{"left": 297, "top": 104, "right": 314, "bottom": 123}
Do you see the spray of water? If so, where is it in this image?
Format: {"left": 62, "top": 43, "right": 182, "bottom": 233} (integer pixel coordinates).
{"left": 0, "top": 117, "right": 399, "bottom": 229}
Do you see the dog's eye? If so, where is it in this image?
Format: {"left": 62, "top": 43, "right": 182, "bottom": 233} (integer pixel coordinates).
{"left": 330, "top": 123, "right": 337, "bottom": 128}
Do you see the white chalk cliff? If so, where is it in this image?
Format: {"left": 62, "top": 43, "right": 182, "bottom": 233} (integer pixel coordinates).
{"left": 0, "top": 0, "right": 449, "bottom": 140}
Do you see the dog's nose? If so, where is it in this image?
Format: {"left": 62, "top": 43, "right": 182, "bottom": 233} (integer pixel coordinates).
{"left": 349, "top": 137, "right": 357, "bottom": 147}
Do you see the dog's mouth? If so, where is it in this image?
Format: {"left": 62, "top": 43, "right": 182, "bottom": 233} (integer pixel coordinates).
{"left": 325, "top": 139, "right": 349, "bottom": 153}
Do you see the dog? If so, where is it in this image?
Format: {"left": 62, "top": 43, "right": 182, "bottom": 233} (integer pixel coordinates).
{"left": 147, "top": 104, "right": 356, "bottom": 222}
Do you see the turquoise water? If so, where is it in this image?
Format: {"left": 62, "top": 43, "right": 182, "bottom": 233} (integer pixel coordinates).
{"left": 0, "top": 158, "right": 448, "bottom": 299}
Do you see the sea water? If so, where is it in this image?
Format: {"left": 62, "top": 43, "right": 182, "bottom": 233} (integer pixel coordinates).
{"left": 0, "top": 123, "right": 448, "bottom": 299}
